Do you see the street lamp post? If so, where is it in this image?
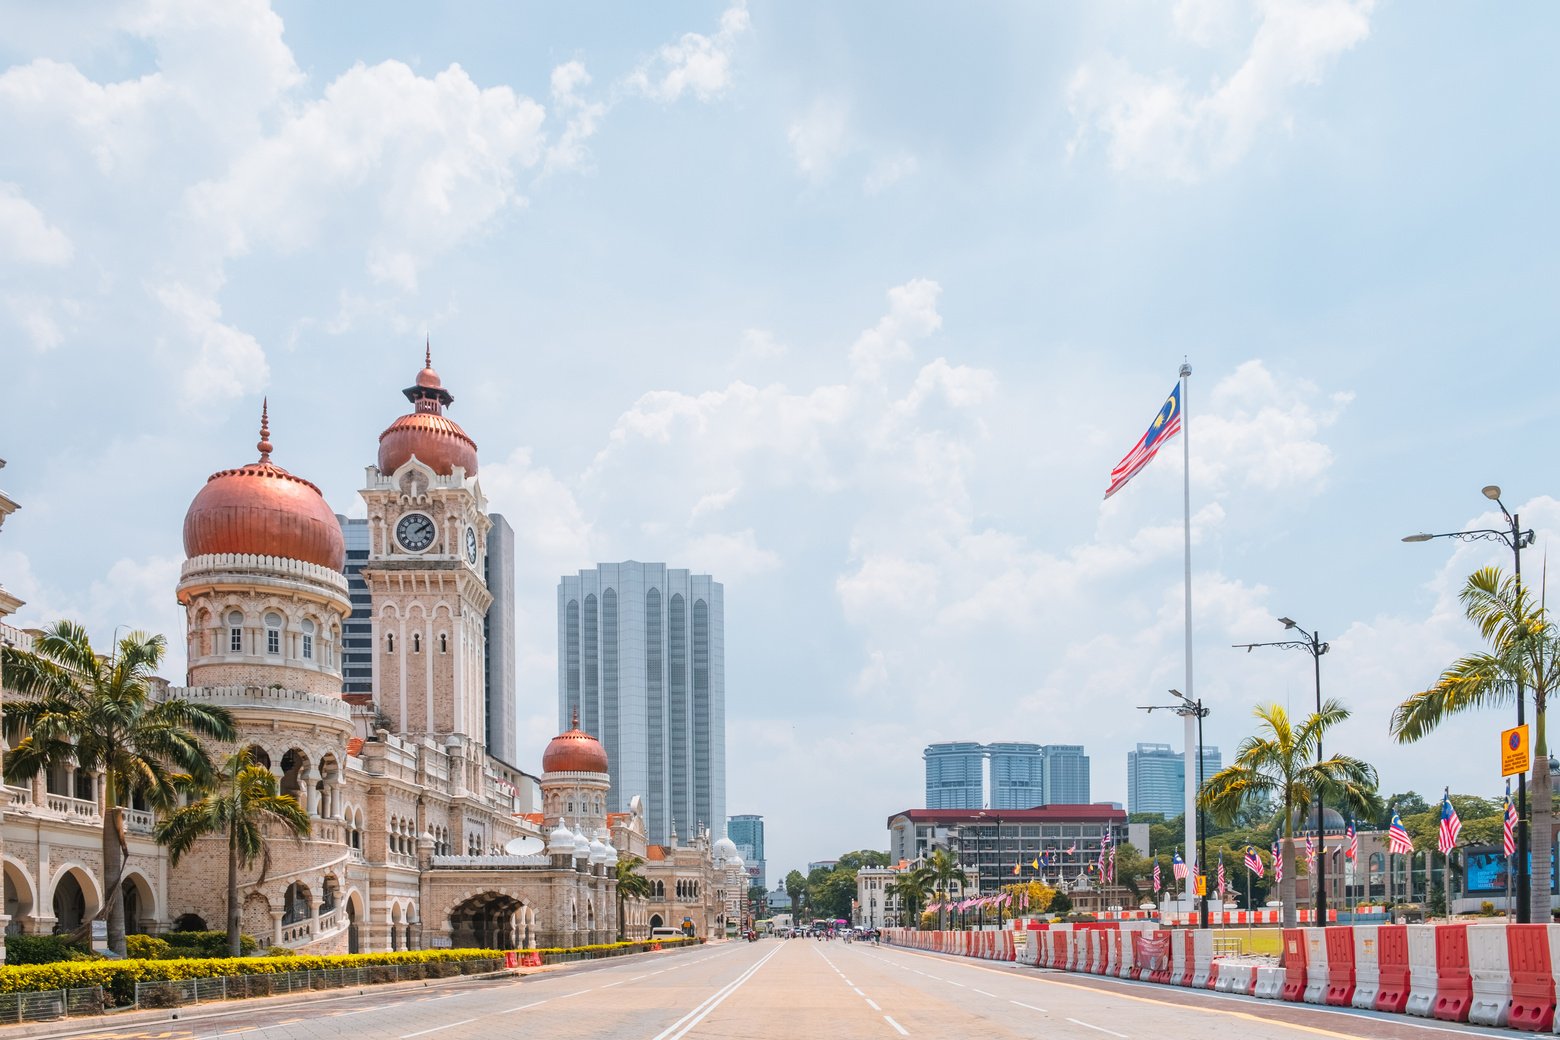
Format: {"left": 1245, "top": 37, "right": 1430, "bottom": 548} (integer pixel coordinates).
{"left": 1235, "top": 617, "right": 1330, "bottom": 924}
{"left": 1139, "top": 690, "right": 1212, "bottom": 928}
{"left": 1403, "top": 484, "right": 1536, "bottom": 922}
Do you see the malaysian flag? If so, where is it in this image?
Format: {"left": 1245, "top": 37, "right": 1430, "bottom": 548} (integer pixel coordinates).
{"left": 1217, "top": 854, "right": 1227, "bottom": 895}
{"left": 1504, "top": 783, "right": 1518, "bottom": 859}
{"left": 1172, "top": 850, "right": 1188, "bottom": 881}
{"left": 1066, "top": 842, "right": 1077, "bottom": 855}
{"left": 1244, "top": 844, "right": 1265, "bottom": 878}
{"left": 1438, "top": 789, "right": 1462, "bottom": 855}
{"left": 1152, "top": 860, "right": 1162, "bottom": 894}
{"left": 1388, "top": 812, "right": 1415, "bottom": 855}
{"left": 1104, "top": 382, "right": 1184, "bottom": 499}
{"left": 1108, "top": 847, "right": 1116, "bottom": 884}
{"left": 1304, "top": 834, "right": 1315, "bottom": 866}
{"left": 1272, "top": 840, "right": 1284, "bottom": 883}
{"left": 1346, "top": 820, "right": 1358, "bottom": 862}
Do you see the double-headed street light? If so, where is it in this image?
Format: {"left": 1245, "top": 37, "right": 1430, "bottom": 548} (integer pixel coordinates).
{"left": 1139, "top": 689, "right": 1211, "bottom": 929}
{"left": 1235, "top": 618, "right": 1330, "bottom": 924}
{"left": 1403, "top": 484, "right": 1537, "bottom": 922}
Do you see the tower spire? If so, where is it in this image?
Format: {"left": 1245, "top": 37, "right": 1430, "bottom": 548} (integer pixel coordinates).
{"left": 425, "top": 336, "right": 431, "bottom": 369}
{"left": 256, "top": 398, "right": 273, "bottom": 462}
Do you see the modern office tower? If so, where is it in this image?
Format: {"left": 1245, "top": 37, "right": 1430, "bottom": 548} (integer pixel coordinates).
{"left": 336, "top": 516, "right": 373, "bottom": 698}
{"left": 1127, "top": 742, "right": 1222, "bottom": 818}
{"left": 339, "top": 512, "right": 518, "bottom": 761}
{"left": 483, "top": 514, "right": 517, "bottom": 763}
{"left": 558, "top": 562, "right": 725, "bottom": 846}
{"left": 729, "top": 814, "right": 766, "bottom": 888}
{"left": 924, "top": 742, "right": 986, "bottom": 809}
{"left": 1040, "top": 744, "right": 1091, "bottom": 805}
{"left": 988, "top": 742, "right": 1045, "bottom": 809}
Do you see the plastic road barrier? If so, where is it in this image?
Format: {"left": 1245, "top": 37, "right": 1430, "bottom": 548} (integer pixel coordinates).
{"left": 1465, "top": 924, "right": 1510, "bottom": 1028}
{"left": 1351, "top": 925, "right": 1380, "bottom": 1010}
{"left": 1430, "top": 922, "right": 1472, "bottom": 1023}
{"left": 1505, "top": 924, "right": 1556, "bottom": 1031}
{"left": 1324, "top": 926, "right": 1356, "bottom": 1006}
{"left": 1404, "top": 925, "right": 1439, "bottom": 1017}
{"left": 1254, "top": 965, "right": 1285, "bottom": 1000}
{"left": 1301, "top": 928, "right": 1330, "bottom": 1004}
{"left": 1374, "top": 924, "right": 1410, "bottom": 1014}
{"left": 1188, "top": 930, "right": 1213, "bottom": 989}
{"left": 1280, "top": 929, "right": 1308, "bottom": 1002}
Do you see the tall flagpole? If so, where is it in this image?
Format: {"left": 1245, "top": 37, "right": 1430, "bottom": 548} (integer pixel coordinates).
{"left": 1180, "top": 360, "right": 1196, "bottom": 908}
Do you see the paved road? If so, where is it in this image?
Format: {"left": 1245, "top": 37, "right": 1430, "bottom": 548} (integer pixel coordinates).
{"left": 54, "top": 939, "right": 1519, "bottom": 1040}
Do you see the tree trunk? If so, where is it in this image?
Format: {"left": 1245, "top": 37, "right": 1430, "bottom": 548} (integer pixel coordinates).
{"left": 1530, "top": 752, "right": 1553, "bottom": 925}
{"left": 228, "top": 829, "right": 243, "bottom": 958}
{"left": 1280, "top": 800, "right": 1298, "bottom": 929}
{"left": 103, "top": 806, "right": 127, "bottom": 956}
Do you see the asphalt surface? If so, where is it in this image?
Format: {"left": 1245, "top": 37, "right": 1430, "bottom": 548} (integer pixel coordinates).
{"left": 36, "top": 939, "right": 1526, "bottom": 1040}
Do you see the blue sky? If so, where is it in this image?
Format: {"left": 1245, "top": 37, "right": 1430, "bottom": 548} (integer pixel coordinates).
{"left": 1, "top": 1, "right": 1557, "bottom": 880}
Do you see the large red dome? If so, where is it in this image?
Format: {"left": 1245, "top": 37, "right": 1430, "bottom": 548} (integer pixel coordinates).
{"left": 182, "top": 405, "right": 344, "bottom": 570}
{"left": 376, "top": 349, "right": 478, "bottom": 477}
{"left": 542, "top": 723, "right": 609, "bottom": 774}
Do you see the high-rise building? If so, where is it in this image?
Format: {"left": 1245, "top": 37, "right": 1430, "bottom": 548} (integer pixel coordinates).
{"left": 1127, "top": 742, "right": 1222, "bottom": 818}
{"left": 987, "top": 742, "right": 1044, "bottom": 809}
{"left": 1040, "top": 744, "right": 1090, "bottom": 804}
{"left": 558, "top": 562, "right": 725, "bottom": 846}
{"left": 340, "top": 512, "right": 517, "bottom": 762}
{"left": 483, "top": 514, "right": 517, "bottom": 763}
{"left": 923, "top": 742, "right": 985, "bottom": 809}
{"left": 729, "top": 814, "right": 765, "bottom": 888}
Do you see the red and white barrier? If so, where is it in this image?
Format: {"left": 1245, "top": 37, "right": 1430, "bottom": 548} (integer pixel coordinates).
{"left": 1323, "top": 926, "right": 1355, "bottom": 1006}
{"left": 1188, "top": 930, "right": 1213, "bottom": 989}
{"left": 1280, "top": 928, "right": 1308, "bottom": 1002}
{"left": 1375, "top": 923, "right": 1411, "bottom": 1014}
{"left": 1301, "top": 928, "right": 1329, "bottom": 1004}
{"left": 1430, "top": 922, "right": 1472, "bottom": 1023}
{"left": 1507, "top": 924, "right": 1556, "bottom": 1032}
{"left": 1350, "top": 925, "right": 1380, "bottom": 1009}
{"left": 1466, "top": 924, "right": 1509, "bottom": 1028}
{"left": 1405, "top": 925, "right": 1439, "bottom": 1017}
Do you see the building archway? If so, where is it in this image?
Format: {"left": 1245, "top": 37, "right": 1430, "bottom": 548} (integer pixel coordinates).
{"left": 448, "top": 892, "right": 522, "bottom": 950}
{"left": 121, "top": 871, "right": 156, "bottom": 935}
{"left": 346, "top": 890, "right": 365, "bottom": 954}
{"left": 649, "top": 913, "right": 664, "bottom": 930}
{"left": 3, "top": 859, "right": 36, "bottom": 936}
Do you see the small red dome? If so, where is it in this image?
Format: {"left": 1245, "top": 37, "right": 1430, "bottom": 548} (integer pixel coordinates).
{"left": 183, "top": 405, "right": 343, "bottom": 570}
{"left": 377, "top": 412, "right": 479, "bottom": 477}
{"left": 416, "top": 366, "right": 442, "bottom": 389}
{"left": 542, "top": 724, "right": 609, "bottom": 774}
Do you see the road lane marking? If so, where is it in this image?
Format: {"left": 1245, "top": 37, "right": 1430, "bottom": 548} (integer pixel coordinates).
{"left": 852, "top": 987, "right": 865, "bottom": 996}
{"left": 508, "top": 1001, "right": 548, "bottom": 1012}
{"left": 944, "top": 980, "right": 965, "bottom": 987}
{"left": 1067, "top": 1019, "right": 1127, "bottom": 1038}
{"left": 884, "top": 1014, "right": 909, "bottom": 1035}
{"left": 974, "top": 988, "right": 998, "bottom": 997}
{"left": 867, "top": 998, "right": 882, "bottom": 1011}
{"left": 401, "top": 1016, "right": 477, "bottom": 1038}
{"left": 1011, "top": 1000, "right": 1048, "bottom": 1012}
{"left": 649, "top": 941, "right": 784, "bottom": 1040}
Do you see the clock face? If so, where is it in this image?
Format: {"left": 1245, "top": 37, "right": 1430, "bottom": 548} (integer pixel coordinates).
{"left": 395, "top": 512, "right": 436, "bottom": 552}
{"left": 466, "top": 526, "right": 479, "bottom": 564}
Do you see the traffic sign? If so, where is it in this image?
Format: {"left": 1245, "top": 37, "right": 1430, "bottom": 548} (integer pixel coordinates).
{"left": 1502, "top": 724, "right": 1531, "bottom": 778}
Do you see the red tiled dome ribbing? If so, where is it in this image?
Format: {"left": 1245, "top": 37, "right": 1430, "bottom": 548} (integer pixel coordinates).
{"left": 376, "top": 345, "right": 478, "bottom": 477}
{"left": 182, "top": 403, "right": 344, "bottom": 571}
{"left": 543, "top": 721, "right": 609, "bottom": 774}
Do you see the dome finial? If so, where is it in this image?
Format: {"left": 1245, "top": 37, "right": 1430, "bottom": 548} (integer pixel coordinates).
{"left": 257, "top": 398, "right": 273, "bottom": 462}
{"left": 425, "top": 336, "right": 431, "bottom": 369}
{"left": 571, "top": 707, "right": 580, "bottom": 729}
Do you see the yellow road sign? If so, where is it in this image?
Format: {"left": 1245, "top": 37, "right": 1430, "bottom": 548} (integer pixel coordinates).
{"left": 1502, "top": 724, "right": 1531, "bottom": 778}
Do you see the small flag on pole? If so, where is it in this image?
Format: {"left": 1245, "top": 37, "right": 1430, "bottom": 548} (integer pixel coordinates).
{"left": 1104, "top": 382, "right": 1184, "bottom": 499}
{"left": 1346, "top": 819, "right": 1358, "bottom": 862}
{"left": 1388, "top": 812, "right": 1415, "bottom": 854}
{"left": 1012, "top": 861, "right": 1022, "bottom": 876}
{"left": 1504, "top": 782, "right": 1518, "bottom": 859}
{"left": 1217, "top": 854, "right": 1227, "bottom": 896}
{"left": 1172, "top": 850, "right": 1188, "bottom": 881}
{"left": 1438, "top": 789, "right": 1462, "bottom": 855}
{"left": 1272, "top": 840, "right": 1284, "bottom": 884}
{"left": 1152, "top": 860, "right": 1162, "bottom": 894}
{"left": 1244, "top": 844, "right": 1265, "bottom": 879}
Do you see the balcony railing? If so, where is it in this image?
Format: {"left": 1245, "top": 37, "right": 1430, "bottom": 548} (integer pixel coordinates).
{"left": 44, "top": 794, "right": 98, "bottom": 819}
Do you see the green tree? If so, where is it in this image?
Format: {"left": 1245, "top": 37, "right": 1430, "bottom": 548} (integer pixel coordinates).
{"left": 155, "top": 747, "right": 311, "bottom": 957}
{"left": 614, "top": 855, "right": 653, "bottom": 940}
{"left": 1200, "top": 699, "right": 1379, "bottom": 928}
{"left": 810, "top": 870, "right": 857, "bottom": 921}
{"left": 1390, "top": 565, "right": 1560, "bottom": 924}
{"left": 927, "top": 847, "right": 964, "bottom": 929}
{"left": 837, "top": 850, "right": 891, "bottom": 871}
{"left": 1, "top": 622, "right": 235, "bottom": 956}
{"left": 784, "top": 869, "right": 806, "bottom": 917}
{"left": 887, "top": 866, "right": 932, "bottom": 927}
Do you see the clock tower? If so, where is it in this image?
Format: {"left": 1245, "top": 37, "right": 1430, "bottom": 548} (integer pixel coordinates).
{"left": 360, "top": 350, "right": 493, "bottom": 760}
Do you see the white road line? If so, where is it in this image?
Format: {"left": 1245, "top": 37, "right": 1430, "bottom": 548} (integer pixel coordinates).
{"left": 508, "top": 1001, "right": 548, "bottom": 1012}
{"left": 558, "top": 989, "right": 593, "bottom": 998}
{"left": 1010, "top": 1000, "right": 1047, "bottom": 1012}
{"left": 944, "top": 980, "right": 965, "bottom": 987}
{"left": 649, "top": 942, "right": 785, "bottom": 1040}
{"left": 844, "top": 978, "right": 854, "bottom": 986}
{"left": 1067, "top": 1018, "right": 1127, "bottom": 1038}
{"left": 973, "top": 988, "right": 998, "bottom": 998}
{"left": 852, "top": 987, "right": 865, "bottom": 996}
{"left": 866, "top": 998, "right": 882, "bottom": 1011}
{"left": 883, "top": 1014, "right": 909, "bottom": 1036}
{"left": 400, "top": 1016, "right": 477, "bottom": 1038}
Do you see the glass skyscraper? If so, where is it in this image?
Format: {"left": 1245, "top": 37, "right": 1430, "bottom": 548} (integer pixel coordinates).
{"left": 728, "top": 813, "right": 766, "bottom": 888}
{"left": 1127, "top": 742, "right": 1222, "bottom": 818}
{"left": 923, "top": 742, "right": 986, "bottom": 809}
{"left": 1040, "top": 744, "right": 1091, "bottom": 805}
{"left": 558, "top": 562, "right": 725, "bottom": 846}
{"left": 987, "top": 742, "right": 1044, "bottom": 809}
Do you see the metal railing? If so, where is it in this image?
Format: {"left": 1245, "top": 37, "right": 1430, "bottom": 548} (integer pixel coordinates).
{"left": 0, "top": 987, "right": 105, "bottom": 1023}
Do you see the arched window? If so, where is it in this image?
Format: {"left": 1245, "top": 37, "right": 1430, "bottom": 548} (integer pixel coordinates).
{"left": 412, "top": 632, "right": 421, "bottom": 654}
{"left": 227, "top": 611, "right": 243, "bottom": 653}
{"left": 439, "top": 633, "right": 448, "bottom": 654}
{"left": 386, "top": 632, "right": 395, "bottom": 654}
{"left": 264, "top": 612, "right": 283, "bottom": 655}
{"left": 302, "top": 618, "right": 315, "bottom": 660}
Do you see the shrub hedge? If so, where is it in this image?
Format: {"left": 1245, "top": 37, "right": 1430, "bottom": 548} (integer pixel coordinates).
{"left": 0, "top": 936, "right": 698, "bottom": 1005}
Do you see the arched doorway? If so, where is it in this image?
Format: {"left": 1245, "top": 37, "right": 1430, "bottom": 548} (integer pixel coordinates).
{"left": 346, "top": 891, "right": 363, "bottom": 954}
{"left": 121, "top": 873, "right": 155, "bottom": 935}
{"left": 649, "top": 913, "right": 664, "bottom": 930}
{"left": 448, "top": 892, "right": 522, "bottom": 949}
{"left": 282, "top": 883, "right": 312, "bottom": 926}
{"left": 4, "top": 861, "right": 36, "bottom": 936}
{"left": 51, "top": 873, "right": 89, "bottom": 935}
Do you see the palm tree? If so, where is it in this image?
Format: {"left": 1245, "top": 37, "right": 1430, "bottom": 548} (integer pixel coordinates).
{"left": 614, "top": 855, "right": 652, "bottom": 939}
{"left": 1200, "top": 699, "right": 1379, "bottom": 928}
{"left": 1390, "top": 566, "right": 1559, "bottom": 923}
{"left": 926, "top": 847, "right": 964, "bottom": 930}
{"left": 887, "top": 865, "right": 932, "bottom": 928}
{"left": 1, "top": 622, "right": 235, "bottom": 956}
{"left": 155, "top": 747, "right": 311, "bottom": 957}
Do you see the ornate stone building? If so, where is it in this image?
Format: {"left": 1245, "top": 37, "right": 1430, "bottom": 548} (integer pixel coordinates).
{"left": 0, "top": 356, "right": 734, "bottom": 955}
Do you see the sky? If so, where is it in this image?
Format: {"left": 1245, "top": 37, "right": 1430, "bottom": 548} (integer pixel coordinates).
{"left": 1, "top": 1, "right": 1558, "bottom": 884}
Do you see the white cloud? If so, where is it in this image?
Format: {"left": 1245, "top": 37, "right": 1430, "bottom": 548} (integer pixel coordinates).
{"left": 0, "top": 184, "right": 73, "bottom": 266}
{"left": 787, "top": 100, "right": 850, "bottom": 181}
{"left": 679, "top": 529, "right": 780, "bottom": 581}
{"left": 863, "top": 153, "right": 918, "bottom": 194}
{"left": 1067, "top": 0, "right": 1375, "bottom": 180}
{"left": 848, "top": 278, "right": 943, "bottom": 380}
{"left": 627, "top": 2, "right": 750, "bottom": 103}
{"left": 156, "top": 282, "right": 269, "bottom": 405}
{"left": 545, "top": 60, "right": 608, "bottom": 175}
{"left": 1197, "top": 359, "right": 1353, "bottom": 491}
